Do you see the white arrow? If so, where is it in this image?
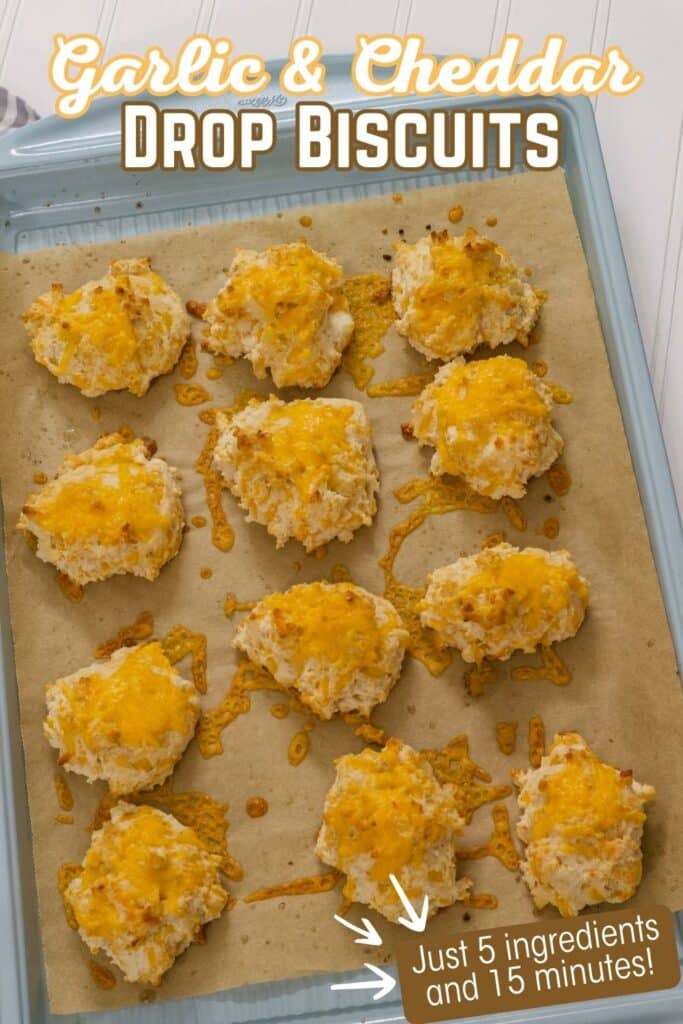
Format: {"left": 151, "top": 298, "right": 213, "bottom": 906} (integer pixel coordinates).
{"left": 389, "top": 873, "right": 430, "bottom": 932}
{"left": 330, "top": 963, "right": 396, "bottom": 1001}
{"left": 333, "top": 913, "right": 383, "bottom": 946}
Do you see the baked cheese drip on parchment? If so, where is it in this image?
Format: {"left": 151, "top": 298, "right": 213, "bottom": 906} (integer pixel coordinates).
{"left": 18, "top": 432, "right": 184, "bottom": 585}
{"left": 64, "top": 803, "right": 227, "bottom": 985}
{"left": 392, "top": 228, "right": 544, "bottom": 361}
{"left": 420, "top": 542, "right": 589, "bottom": 663}
{"left": 316, "top": 738, "right": 470, "bottom": 922}
{"left": 213, "top": 395, "right": 379, "bottom": 551}
{"left": 234, "top": 581, "right": 408, "bottom": 719}
{"left": 513, "top": 733, "right": 655, "bottom": 917}
{"left": 44, "top": 642, "right": 199, "bottom": 794}
{"left": 23, "top": 257, "right": 190, "bottom": 397}
{"left": 204, "top": 242, "right": 353, "bottom": 388}
{"left": 411, "top": 355, "right": 563, "bottom": 499}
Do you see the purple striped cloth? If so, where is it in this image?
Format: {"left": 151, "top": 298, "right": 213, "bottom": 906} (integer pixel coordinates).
{"left": 0, "top": 87, "right": 38, "bottom": 134}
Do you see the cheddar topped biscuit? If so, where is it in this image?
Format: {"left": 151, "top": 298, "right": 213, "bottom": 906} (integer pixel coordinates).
{"left": 24, "top": 257, "right": 190, "bottom": 397}
{"left": 316, "top": 739, "right": 469, "bottom": 922}
{"left": 18, "top": 432, "right": 184, "bottom": 586}
{"left": 411, "top": 356, "right": 563, "bottom": 499}
{"left": 513, "top": 733, "right": 655, "bottom": 917}
{"left": 44, "top": 642, "right": 200, "bottom": 794}
{"left": 213, "top": 396, "right": 379, "bottom": 551}
{"left": 392, "top": 229, "right": 544, "bottom": 360}
{"left": 64, "top": 803, "right": 227, "bottom": 985}
{"left": 204, "top": 242, "right": 354, "bottom": 388}
{"left": 234, "top": 581, "right": 408, "bottom": 719}
{"left": 420, "top": 543, "right": 589, "bottom": 663}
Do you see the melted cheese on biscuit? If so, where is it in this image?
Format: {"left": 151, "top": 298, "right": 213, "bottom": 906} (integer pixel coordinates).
{"left": 264, "top": 585, "right": 387, "bottom": 671}
{"left": 255, "top": 582, "right": 397, "bottom": 695}
{"left": 56, "top": 284, "right": 140, "bottom": 376}
{"left": 19, "top": 433, "right": 184, "bottom": 586}
{"left": 69, "top": 805, "right": 218, "bottom": 941}
{"left": 530, "top": 746, "right": 646, "bottom": 852}
{"left": 515, "top": 734, "right": 655, "bottom": 917}
{"left": 205, "top": 243, "right": 354, "bottom": 389}
{"left": 235, "top": 581, "right": 407, "bottom": 719}
{"left": 411, "top": 233, "right": 515, "bottom": 341}
{"left": 323, "top": 740, "right": 458, "bottom": 881}
{"left": 28, "top": 443, "right": 169, "bottom": 547}
{"left": 24, "top": 258, "right": 187, "bottom": 398}
{"left": 435, "top": 358, "right": 548, "bottom": 468}
{"left": 267, "top": 398, "right": 352, "bottom": 458}
{"left": 421, "top": 543, "right": 589, "bottom": 663}
{"left": 213, "top": 243, "right": 346, "bottom": 377}
{"left": 454, "top": 550, "right": 588, "bottom": 633}
{"left": 393, "top": 229, "right": 543, "bottom": 361}
{"left": 53, "top": 643, "right": 195, "bottom": 753}
{"left": 411, "top": 355, "right": 562, "bottom": 498}
{"left": 242, "top": 399, "right": 354, "bottom": 499}
{"left": 214, "top": 396, "right": 378, "bottom": 551}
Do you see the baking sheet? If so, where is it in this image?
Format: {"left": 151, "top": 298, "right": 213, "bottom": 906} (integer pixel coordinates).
{"left": 0, "top": 169, "right": 681, "bottom": 1015}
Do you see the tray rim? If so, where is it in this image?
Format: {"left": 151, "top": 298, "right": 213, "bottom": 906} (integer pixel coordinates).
{"left": 0, "top": 63, "right": 681, "bottom": 1024}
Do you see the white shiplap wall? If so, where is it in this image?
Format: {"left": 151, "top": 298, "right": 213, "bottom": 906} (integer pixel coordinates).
{"left": 1, "top": 0, "right": 681, "bottom": 506}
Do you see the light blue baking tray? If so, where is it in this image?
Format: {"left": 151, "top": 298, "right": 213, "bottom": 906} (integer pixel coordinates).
{"left": 0, "top": 58, "right": 682, "bottom": 1024}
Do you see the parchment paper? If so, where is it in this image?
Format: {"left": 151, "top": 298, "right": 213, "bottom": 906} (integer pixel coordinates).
{"left": 0, "top": 170, "right": 681, "bottom": 1015}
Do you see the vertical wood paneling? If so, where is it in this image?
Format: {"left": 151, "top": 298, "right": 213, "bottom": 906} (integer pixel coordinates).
{"left": 208, "top": 0, "right": 301, "bottom": 59}
{"left": 489, "top": 0, "right": 512, "bottom": 50}
{"left": 405, "top": 0, "right": 498, "bottom": 56}
{"left": 651, "top": 121, "right": 683, "bottom": 400}
{"left": 392, "top": 0, "right": 413, "bottom": 36}
{"left": 2, "top": 0, "right": 106, "bottom": 113}
{"left": 193, "top": 0, "right": 216, "bottom": 35}
{"left": 290, "top": 0, "right": 315, "bottom": 40}
{"left": 589, "top": 0, "right": 611, "bottom": 62}
{"left": 596, "top": 0, "right": 683, "bottom": 369}
{"left": 307, "top": 0, "right": 400, "bottom": 53}
{"left": 96, "top": 0, "right": 120, "bottom": 51}
{"left": 661, "top": 240, "right": 683, "bottom": 506}
{"left": 506, "top": 0, "right": 598, "bottom": 53}
{"left": 506, "top": 0, "right": 607, "bottom": 112}
{"left": 0, "top": 0, "right": 22, "bottom": 80}
{"left": 104, "top": 0, "right": 204, "bottom": 60}
{"left": 657, "top": 114, "right": 683, "bottom": 503}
